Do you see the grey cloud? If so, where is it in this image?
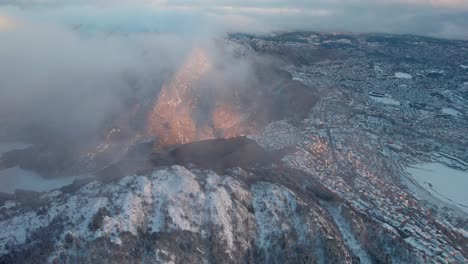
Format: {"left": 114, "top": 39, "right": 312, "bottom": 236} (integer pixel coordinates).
{"left": 1, "top": 1, "right": 467, "bottom": 38}
{"left": 0, "top": 9, "right": 194, "bottom": 141}
{"left": 0, "top": 0, "right": 466, "bottom": 142}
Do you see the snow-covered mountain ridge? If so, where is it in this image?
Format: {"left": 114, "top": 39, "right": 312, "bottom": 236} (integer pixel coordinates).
{"left": 0, "top": 157, "right": 424, "bottom": 264}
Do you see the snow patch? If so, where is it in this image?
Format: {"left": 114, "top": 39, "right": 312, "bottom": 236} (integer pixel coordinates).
{"left": 441, "top": 107, "right": 462, "bottom": 117}
{"left": 149, "top": 166, "right": 204, "bottom": 233}
{"left": 394, "top": 72, "right": 412, "bottom": 79}
{"left": 0, "top": 211, "right": 48, "bottom": 253}
{"left": 100, "top": 176, "right": 152, "bottom": 236}
{"left": 370, "top": 96, "right": 401, "bottom": 106}
{"left": 207, "top": 186, "right": 235, "bottom": 251}
{"left": 325, "top": 204, "right": 372, "bottom": 264}
{"left": 252, "top": 182, "right": 311, "bottom": 251}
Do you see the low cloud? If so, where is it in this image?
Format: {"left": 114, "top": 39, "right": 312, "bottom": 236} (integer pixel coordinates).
{"left": 0, "top": 7, "right": 195, "bottom": 142}
{"left": 0, "top": 0, "right": 466, "bottom": 141}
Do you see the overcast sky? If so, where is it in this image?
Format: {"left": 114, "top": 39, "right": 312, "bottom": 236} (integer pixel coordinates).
{"left": 1, "top": 0, "right": 467, "bottom": 39}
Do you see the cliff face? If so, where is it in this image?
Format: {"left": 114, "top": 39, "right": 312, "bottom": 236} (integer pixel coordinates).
{"left": 146, "top": 45, "right": 318, "bottom": 149}
{"left": 147, "top": 48, "right": 217, "bottom": 147}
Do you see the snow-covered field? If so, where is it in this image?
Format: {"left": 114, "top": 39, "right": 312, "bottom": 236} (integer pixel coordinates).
{"left": 406, "top": 163, "right": 468, "bottom": 212}
{"left": 0, "top": 167, "right": 87, "bottom": 194}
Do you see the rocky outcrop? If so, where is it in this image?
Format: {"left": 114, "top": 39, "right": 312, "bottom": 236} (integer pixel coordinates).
{"left": 146, "top": 46, "right": 318, "bottom": 149}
